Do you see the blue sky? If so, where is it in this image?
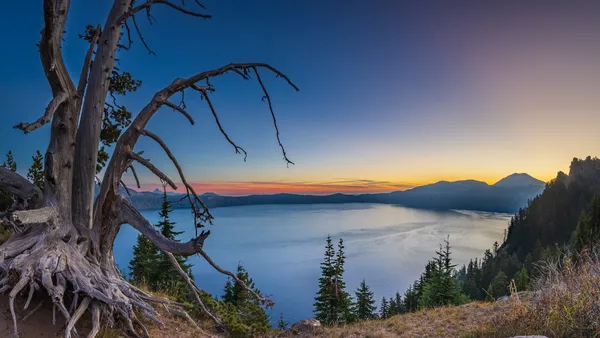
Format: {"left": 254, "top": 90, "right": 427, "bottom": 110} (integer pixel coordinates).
{"left": 2, "top": 1, "right": 600, "bottom": 194}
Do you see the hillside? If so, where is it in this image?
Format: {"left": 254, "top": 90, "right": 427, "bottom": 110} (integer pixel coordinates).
{"left": 113, "top": 173, "right": 545, "bottom": 213}
{"left": 501, "top": 156, "right": 600, "bottom": 256}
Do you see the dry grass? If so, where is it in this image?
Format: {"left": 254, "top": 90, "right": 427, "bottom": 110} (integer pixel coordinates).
{"left": 313, "top": 301, "right": 511, "bottom": 338}
{"left": 470, "top": 248, "right": 600, "bottom": 338}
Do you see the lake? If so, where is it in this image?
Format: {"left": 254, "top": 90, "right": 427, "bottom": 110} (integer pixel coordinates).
{"left": 113, "top": 203, "right": 511, "bottom": 324}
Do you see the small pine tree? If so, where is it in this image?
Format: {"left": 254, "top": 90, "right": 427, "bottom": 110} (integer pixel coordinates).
{"left": 314, "top": 236, "right": 354, "bottom": 325}
{"left": 379, "top": 297, "right": 389, "bottom": 319}
{"left": 393, "top": 292, "right": 404, "bottom": 314}
{"left": 153, "top": 188, "right": 192, "bottom": 296}
{"left": 485, "top": 284, "right": 494, "bottom": 302}
{"left": 27, "top": 150, "right": 44, "bottom": 191}
{"left": 128, "top": 234, "right": 159, "bottom": 286}
{"left": 491, "top": 271, "right": 508, "bottom": 298}
{"left": 513, "top": 267, "right": 529, "bottom": 291}
{"left": 2, "top": 151, "right": 17, "bottom": 172}
{"left": 354, "top": 279, "right": 377, "bottom": 320}
{"left": 277, "top": 313, "right": 288, "bottom": 330}
{"left": 0, "top": 152, "right": 17, "bottom": 213}
{"left": 222, "top": 264, "right": 270, "bottom": 332}
{"left": 314, "top": 235, "right": 337, "bottom": 324}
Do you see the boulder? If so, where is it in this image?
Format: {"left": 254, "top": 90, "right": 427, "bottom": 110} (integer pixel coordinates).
{"left": 290, "top": 318, "right": 321, "bottom": 335}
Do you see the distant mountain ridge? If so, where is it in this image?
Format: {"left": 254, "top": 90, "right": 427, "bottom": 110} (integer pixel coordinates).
{"left": 98, "top": 173, "right": 545, "bottom": 213}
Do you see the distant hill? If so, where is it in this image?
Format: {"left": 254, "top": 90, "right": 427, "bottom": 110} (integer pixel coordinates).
{"left": 493, "top": 173, "right": 544, "bottom": 188}
{"left": 104, "top": 172, "right": 546, "bottom": 213}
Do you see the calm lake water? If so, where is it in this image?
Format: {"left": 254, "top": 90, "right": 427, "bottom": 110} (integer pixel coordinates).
{"left": 113, "top": 203, "right": 511, "bottom": 324}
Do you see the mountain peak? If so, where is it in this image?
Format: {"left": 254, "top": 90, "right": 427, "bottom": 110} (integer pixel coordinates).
{"left": 493, "top": 173, "right": 544, "bottom": 188}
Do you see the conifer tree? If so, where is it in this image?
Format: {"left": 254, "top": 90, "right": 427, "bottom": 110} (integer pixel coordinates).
{"left": 513, "top": 267, "right": 529, "bottom": 291}
{"left": 314, "top": 236, "right": 354, "bottom": 324}
{"left": 573, "top": 194, "right": 600, "bottom": 252}
{"left": 485, "top": 284, "right": 494, "bottom": 302}
{"left": 277, "top": 313, "right": 288, "bottom": 330}
{"left": 27, "top": 150, "right": 45, "bottom": 191}
{"left": 1, "top": 151, "right": 16, "bottom": 172}
{"left": 314, "top": 236, "right": 336, "bottom": 324}
{"left": 334, "top": 238, "right": 354, "bottom": 323}
{"left": 379, "top": 297, "right": 389, "bottom": 319}
{"left": 491, "top": 271, "right": 508, "bottom": 298}
{"left": 222, "top": 263, "right": 270, "bottom": 331}
{"left": 153, "top": 188, "right": 192, "bottom": 295}
{"left": 0, "top": 152, "right": 17, "bottom": 213}
{"left": 354, "top": 279, "right": 377, "bottom": 320}
{"left": 128, "top": 234, "right": 159, "bottom": 286}
{"left": 393, "top": 292, "right": 404, "bottom": 314}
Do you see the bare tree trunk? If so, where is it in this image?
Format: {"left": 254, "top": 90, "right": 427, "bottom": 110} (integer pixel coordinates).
{"left": 1, "top": 1, "right": 298, "bottom": 337}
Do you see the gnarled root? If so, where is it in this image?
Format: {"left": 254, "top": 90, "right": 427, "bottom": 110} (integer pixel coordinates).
{"left": 0, "top": 231, "right": 183, "bottom": 337}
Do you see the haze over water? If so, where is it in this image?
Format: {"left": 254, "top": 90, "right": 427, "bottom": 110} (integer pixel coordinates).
{"left": 114, "top": 203, "right": 510, "bottom": 323}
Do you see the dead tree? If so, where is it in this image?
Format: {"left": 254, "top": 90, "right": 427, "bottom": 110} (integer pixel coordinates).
{"left": 0, "top": 1, "right": 298, "bottom": 337}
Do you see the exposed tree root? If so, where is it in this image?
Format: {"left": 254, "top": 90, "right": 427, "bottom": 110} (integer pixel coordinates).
{"left": 0, "top": 228, "right": 196, "bottom": 337}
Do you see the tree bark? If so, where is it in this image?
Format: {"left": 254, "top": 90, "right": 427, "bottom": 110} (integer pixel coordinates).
{"left": 2, "top": 1, "right": 298, "bottom": 337}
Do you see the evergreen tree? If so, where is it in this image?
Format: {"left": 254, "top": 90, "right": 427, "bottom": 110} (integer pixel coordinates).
{"left": 314, "top": 236, "right": 354, "bottom": 325}
{"left": 393, "top": 292, "right": 404, "bottom": 314}
{"left": 403, "top": 284, "right": 418, "bottom": 313}
{"left": 2, "top": 151, "right": 16, "bottom": 172}
{"left": 129, "top": 188, "right": 191, "bottom": 299}
{"left": 573, "top": 194, "right": 600, "bottom": 252}
{"left": 153, "top": 188, "right": 191, "bottom": 295}
{"left": 354, "top": 279, "right": 377, "bottom": 320}
{"left": 379, "top": 297, "right": 389, "bottom": 319}
{"left": 485, "top": 284, "right": 494, "bottom": 302}
{"left": 513, "top": 267, "right": 529, "bottom": 291}
{"left": 490, "top": 271, "right": 508, "bottom": 298}
{"left": 314, "top": 236, "right": 337, "bottom": 324}
{"left": 277, "top": 313, "right": 288, "bottom": 330}
{"left": 334, "top": 238, "right": 354, "bottom": 323}
{"left": 27, "top": 150, "right": 44, "bottom": 191}
{"left": 128, "top": 234, "right": 158, "bottom": 286}
{"left": 0, "top": 152, "right": 17, "bottom": 214}
{"left": 222, "top": 264, "right": 270, "bottom": 331}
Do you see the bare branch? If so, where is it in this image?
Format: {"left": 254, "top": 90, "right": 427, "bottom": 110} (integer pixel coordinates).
{"left": 197, "top": 249, "right": 266, "bottom": 303}
{"left": 129, "top": 152, "right": 177, "bottom": 190}
{"left": 161, "top": 100, "right": 195, "bottom": 125}
{"left": 11, "top": 207, "right": 57, "bottom": 225}
{"left": 163, "top": 251, "right": 223, "bottom": 329}
{"left": 196, "top": 88, "right": 247, "bottom": 161}
{"left": 123, "top": 0, "right": 212, "bottom": 22}
{"left": 128, "top": 165, "right": 141, "bottom": 189}
{"left": 139, "top": 129, "right": 212, "bottom": 222}
{"left": 253, "top": 67, "right": 294, "bottom": 165}
{"left": 131, "top": 14, "right": 156, "bottom": 56}
{"left": 120, "top": 180, "right": 131, "bottom": 196}
{"left": 13, "top": 92, "right": 68, "bottom": 134}
{"left": 116, "top": 197, "right": 210, "bottom": 256}
{"left": 76, "top": 25, "right": 101, "bottom": 100}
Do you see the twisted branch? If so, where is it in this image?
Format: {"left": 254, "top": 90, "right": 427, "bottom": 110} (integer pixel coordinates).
{"left": 161, "top": 100, "right": 195, "bottom": 125}
{"left": 129, "top": 152, "right": 177, "bottom": 190}
{"left": 13, "top": 92, "right": 68, "bottom": 133}
{"left": 253, "top": 67, "right": 294, "bottom": 165}
{"left": 122, "top": 0, "right": 211, "bottom": 22}
{"left": 116, "top": 197, "right": 210, "bottom": 256}
{"left": 139, "top": 129, "right": 212, "bottom": 222}
{"left": 196, "top": 87, "right": 247, "bottom": 161}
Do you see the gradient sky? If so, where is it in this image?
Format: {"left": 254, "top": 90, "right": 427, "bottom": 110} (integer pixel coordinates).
{"left": 1, "top": 1, "right": 600, "bottom": 195}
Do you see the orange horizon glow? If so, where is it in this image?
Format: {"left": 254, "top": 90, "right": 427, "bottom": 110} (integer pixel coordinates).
{"left": 135, "top": 174, "right": 553, "bottom": 196}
